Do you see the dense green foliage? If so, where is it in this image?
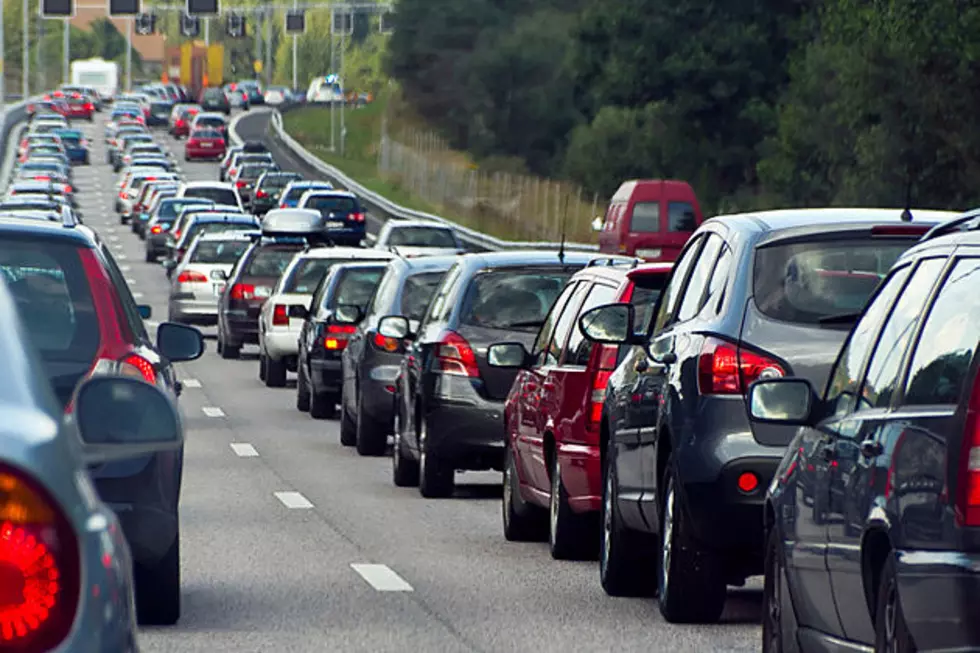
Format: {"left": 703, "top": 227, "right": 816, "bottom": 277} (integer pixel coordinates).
{"left": 387, "top": 0, "right": 980, "bottom": 213}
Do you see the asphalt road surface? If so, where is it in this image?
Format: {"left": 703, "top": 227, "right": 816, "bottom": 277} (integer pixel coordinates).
{"left": 69, "top": 110, "right": 762, "bottom": 653}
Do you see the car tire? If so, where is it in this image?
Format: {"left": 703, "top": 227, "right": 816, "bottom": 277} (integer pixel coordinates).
{"left": 502, "top": 444, "right": 547, "bottom": 541}
{"left": 184, "top": 153, "right": 190, "bottom": 162}
{"left": 265, "top": 356, "right": 287, "bottom": 388}
{"left": 762, "top": 526, "right": 799, "bottom": 653}
{"left": 131, "top": 220, "right": 139, "bottom": 234}
{"left": 600, "top": 452, "right": 656, "bottom": 597}
{"left": 874, "top": 555, "right": 915, "bottom": 652}
{"left": 135, "top": 535, "right": 180, "bottom": 626}
{"left": 310, "top": 392, "right": 336, "bottom": 420}
{"left": 658, "top": 465, "right": 727, "bottom": 623}
{"left": 392, "top": 415, "right": 419, "bottom": 487}
{"left": 355, "top": 395, "right": 388, "bottom": 456}
{"left": 258, "top": 353, "right": 267, "bottom": 381}
{"left": 296, "top": 365, "right": 311, "bottom": 411}
{"left": 339, "top": 395, "right": 356, "bottom": 444}
{"left": 418, "top": 419, "right": 453, "bottom": 498}
{"left": 549, "top": 455, "right": 598, "bottom": 561}
{"left": 145, "top": 250, "right": 156, "bottom": 263}
{"left": 219, "top": 332, "right": 240, "bottom": 359}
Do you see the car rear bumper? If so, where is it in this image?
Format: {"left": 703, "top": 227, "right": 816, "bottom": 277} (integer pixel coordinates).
{"left": 896, "top": 550, "right": 980, "bottom": 648}
{"left": 424, "top": 375, "right": 506, "bottom": 470}
{"left": 222, "top": 312, "right": 259, "bottom": 344}
{"left": 171, "top": 296, "right": 220, "bottom": 324}
{"left": 310, "top": 358, "right": 343, "bottom": 394}
{"left": 324, "top": 226, "right": 366, "bottom": 244}
{"left": 263, "top": 328, "right": 300, "bottom": 359}
{"left": 186, "top": 146, "right": 225, "bottom": 158}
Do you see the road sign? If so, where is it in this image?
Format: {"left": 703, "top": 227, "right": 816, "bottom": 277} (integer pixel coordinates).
{"left": 107, "top": 0, "right": 140, "bottom": 15}
{"left": 187, "top": 0, "right": 219, "bottom": 15}
{"left": 285, "top": 10, "right": 305, "bottom": 34}
{"left": 253, "top": 60, "right": 263, "bottom": 74}
{"left": 42, "top": 0, "right": 73, "bottom": 18}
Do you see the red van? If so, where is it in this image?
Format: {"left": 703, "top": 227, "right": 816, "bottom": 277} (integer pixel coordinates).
{"left": 595, "top": 179, "right": 703, "bottom": 262}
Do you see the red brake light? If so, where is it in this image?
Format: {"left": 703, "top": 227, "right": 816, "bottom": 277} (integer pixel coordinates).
{"left": 349, "top": 212, "right": 365, "bottom": 222}
{"left": 323, "top": 324, "right": 356, "bottom": 350}
{"left": 229, "top": 168, "right": 237, "bottom": 176}
{"left": 272, "top": 304, "right": 289, "bottom": 326}
{"left": 870, "top": 225, "right": 931, "bottom": 236}
{"left": 372, "top": 331, "right": 402, "bottom": 353}
{"left": 255, "top": 189, "right": 267, "bottom": 198}
{"left": 120, "top": 354, "right": 156, "bottom": 384}
{"left": 236, "top": 180, "right": 247, "bottom": 188}
{"left": 697, "top": 337, "right": 785, "bottom": 395}
{"left": 176, "top": 119, "right": 184, "bottom": 127}
{"left": 586, "top": 344, "right": 619, "bottom": 432}
{"left": 187, "top": 139, "right": 198, "bottom": 146}
{"left": 177, "top": 270, "right": 208, "bottom": 283}
{"left": 0, "top": 466, "right": 80, "bottom": 650}
{"left": 956, "top": 375, "right": 980, "bottom": 527}
{"left": 436, "top": 331, "right": 479, "bottom": 377}
{"left": 150, "top": 225, "right": 163, "bottom": 234}
{"left": 230, "top": 283, "right": 255, "bottom": 300}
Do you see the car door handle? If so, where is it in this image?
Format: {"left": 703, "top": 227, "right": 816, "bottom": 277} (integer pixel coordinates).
{"left": 860, "top": 440, "right": 883, "bottom": 458}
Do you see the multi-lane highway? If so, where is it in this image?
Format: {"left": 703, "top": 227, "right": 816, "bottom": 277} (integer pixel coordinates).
{"left": 68, "top": 109, "right": 761, "bottom": 652}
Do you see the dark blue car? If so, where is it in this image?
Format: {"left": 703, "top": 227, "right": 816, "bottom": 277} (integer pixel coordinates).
{"left": 53, "top": 128, "right": 89, "bottom": 164}
{"left": 279, "top": 180, "right": 335, "bottom": 208}
{"left": 297, "top": 190, "right": 366, "bottom": 247}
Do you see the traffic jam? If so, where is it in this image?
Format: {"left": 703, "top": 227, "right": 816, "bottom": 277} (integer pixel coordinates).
{"left": 1, "top": 83, "right": 977, "bottom": 653}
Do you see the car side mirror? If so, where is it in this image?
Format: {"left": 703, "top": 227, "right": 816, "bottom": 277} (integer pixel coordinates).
{"left": 73, "top": 376, "right": 183, "bottom": 462}
{"left": 487, "top": 342, "right": 530, "bottom": 368}
{"left": 579, "top": 303, "right": 637, "bottom": 345}
{"left": 156, "top": 322, "right": 205, "bottom": 362}
{"left": 137, "top": 305, "right": 152, "bottom": 319}
{"left": 162, "top": 258, "right": 177, "bottom": 271}
{"left": 592, "top": 216, "right": 604, "bottom": 232}
{"left": 748, "top": 378, "right": 817, "bottom": 425}
{"left": 378, "top": 315, "right": 411, "bottom": 339}
{"left": 289, "top": 304, "right": 309, "bottom": 319}
{"left": 333, "top": 304, "right": 363, "bottom": 325}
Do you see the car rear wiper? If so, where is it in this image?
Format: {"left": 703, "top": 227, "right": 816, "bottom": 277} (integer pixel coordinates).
{"left": 817, "top": 311, "right": 862, "bottom": 325}
{"left": 498, "top": 320, "right": 545, "bottom": 328}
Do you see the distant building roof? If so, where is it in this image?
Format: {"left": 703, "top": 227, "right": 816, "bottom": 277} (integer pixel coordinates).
{"left": 70, "top": 7, "right": 165, "bottom": 62}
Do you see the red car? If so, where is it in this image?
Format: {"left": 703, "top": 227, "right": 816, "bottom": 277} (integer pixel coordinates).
{"left": 184, "top": 128, "right": 226, "bottom": 161}
{"left": 170, "top": 106, "right": 200, "bottom": 139}
{"left": 498, "top": 261, "right": 673, "bottom": 559}
{"left": 64, "top": 93, "right": 95, "bottom": 121}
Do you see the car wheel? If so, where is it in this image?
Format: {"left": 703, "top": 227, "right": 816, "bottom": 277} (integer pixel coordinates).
{"left": 145, "top": 250, "right": 156, "bottom": 263}
{"left": 599, "top": 452, "right": 656, "bottom": 596}
{"left": 135, "top": 535, "right": 180, "bottom": 626}
{"left": 219, "top": 332, "right": 240, "bottom": 359}
{"left": 658, "top": 465, "right": 727, "bottom": 623}
{"left": 258, "top": 353, "right": 267, "bottom": 381}
{"left": 874, "top": 555, "right": 915, "bottom": 652}
{"left": 355, "top": 394, "right": 388, "bottom": 456}
{"left": 549, "top": 455, "right": 598, "bottom": 561}
{"left": 392, "top": 414, "right": 419, "bottom": 487}
{"left": 184, "top": 153, "right": 190, "bottom": 161}
{"left": 762, "top": 526, "right": 798, "bottom": 653}
{"left": 131, "top": 220, "right": 139, "bottom": 233}
{"left": 296, "top": 364, "right": 311, "bottom": 412}
{"left": 338, "top": 393, "right": 356, "bottom": 444}
{"left": 502, "top": 444, "right": 546, "bottom": 541}
{"left": 418, "top": 419, "right": 454, "bottom": 498}
{"left": 265, "top": 356, "right": 287, "bottom": 388}
{"left": 310, "top": 391, "right": 336, "bottom": 420}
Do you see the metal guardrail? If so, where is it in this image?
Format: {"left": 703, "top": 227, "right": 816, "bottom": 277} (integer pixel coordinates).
{"left": 228, "top": 107, "right": 599, "bottom": 253}
{"left": 1, "top": 97, "right": 44, "bottom": 193}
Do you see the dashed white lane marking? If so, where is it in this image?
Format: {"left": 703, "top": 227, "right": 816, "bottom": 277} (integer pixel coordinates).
{"left": 107, "top": 227, "right": 116, "bottom": 233}
{"left": 117, "top": 254, "right": 128, "bottom": 260}
{"left": 182, "top": 378, "right": 202, "bottom": 388}
{"left": 201, "top": 406, "right": 225, "bottom": 417}
{"left": 126, "top": 278, "right": 136, "bottom": 284}
{"left": 109, "top": 235, "right": 119, "bottom": 241}
{"left": 133, "top": 292, "right": 144, "bottom": 298}
{"left": 274, "top": 491, "right": 314, "bottom": 509}
{"left": 230, "top": 443, "right": 259, "bottom": 457}
{"left": 350, "top": 564, "right": 414, "bottom": 592}
{"left": 120, "top": 265, "right": 131, "bottom": 271}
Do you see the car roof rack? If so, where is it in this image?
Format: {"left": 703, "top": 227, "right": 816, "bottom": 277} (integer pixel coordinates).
{"left": 919, "top": 208, "right": 980, "bottom": 243}
{"left": 586, "top": 256, "right": 641, "bottom": 268}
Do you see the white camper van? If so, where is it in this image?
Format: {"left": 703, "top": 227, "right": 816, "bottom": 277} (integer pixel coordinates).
{"left": 71, "top": 58, "right": 120, "bottom": 101}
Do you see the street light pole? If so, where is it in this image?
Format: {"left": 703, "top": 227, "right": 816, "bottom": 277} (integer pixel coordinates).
{"left": 291, "top": 0, "right": 298, "bottom": 90}
{"left": 22, "top": 0, "right": 30, "bottom": 98}
{"left": 204, "top": 17, "right": 210, "bottom": 46}
{"left": 63, "top": 20, "right": 70, "bottom": 85}
{"left": 264, "top": 7, "right": 272, "bottom": 87}
{"left": 126, "top": 18, "right": 133, "bottom": 91}
{"left": 0, "top": 2, "right": 5, "bottom": 106}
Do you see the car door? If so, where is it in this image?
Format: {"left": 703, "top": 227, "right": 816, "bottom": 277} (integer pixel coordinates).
{"left": 784, "top": 263, "right": 912, "bottom": 636}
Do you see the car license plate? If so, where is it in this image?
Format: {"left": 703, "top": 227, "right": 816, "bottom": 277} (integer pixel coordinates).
{"left": 636, "top": 248, "right": 663, "bottom": 259}
{"left": 326, "top": 221, "right": 345, "bottom": 229}
{"left": 213, "top": 283, "right": 225, "bottom": 296}
{"left": 201, "top": 143, "right": 213, "bottom": 148}
{"left": 254, "top": 286, "right": 272, "bottom": 298}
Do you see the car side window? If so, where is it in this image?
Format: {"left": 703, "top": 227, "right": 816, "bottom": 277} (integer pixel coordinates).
{"left": 902, "top": 257, "right": 980, "bottom": 406}
{"left": 424, "top": 263, "right": 462, "bottom": 324}
{"left": 824, "top": 265, "right": 911, "bottom": 417}
{"left": 545, "top": 282, "right": 590, "bottom": 366}
{"left": 532, "top": 281, "right": 581, "bottom": 366}
{"left": 99, "top": 244, "right": 149, "bottom": 343}
{"left": 651, "top": 235, "right": 703, "bottom": 334}
{"left": 700, "top": 245, "right": 733, "bottom": 317}
{"left": 676, "top": 234, "right": 723, "bottom": 322}
{"left": 565, "top": 283, "right": 619, "bottom": 366}
{"left": 858, "top": 258, "right": 945, "bottom": 410}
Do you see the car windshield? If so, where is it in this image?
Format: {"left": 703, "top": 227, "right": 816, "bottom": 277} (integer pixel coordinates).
{"left": 387, "top": 227, "right": 457, "bottom": 248}
{"left": 401, "top": 271, "right": 447, "bottom": 320}
{"left": 261, "top": 175, "right": 300, "bottom": 189}
{"left": 328, "top": 268, "right": 387, "bottom": 309}
{"left": 246, "top": 246, "right": 302, "bottom": 278}
{"left": 184, "top": 187, "right": 239, "bottom": 206}
{"left": 190, "top": 239, "right": 251, "bottom": 264}
{"left": 460, "top": 268, "right": 576, "bottom": 330}
{"left": 753, "top": 239, "right": 912, "bottom": 324}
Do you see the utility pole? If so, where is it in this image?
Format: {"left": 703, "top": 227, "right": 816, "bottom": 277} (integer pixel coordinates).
{"left": 253, "top": 10, "right": 261, "bottom": 81}
{"left": 22, "top": 0, "right": 30, "bottom": 98}
{"left": 126, "top": 18, "right": 133, "bottom": 91}
{"left": 63, "top": 20, "right": 70, "bottom": 85}
{"left": 264, "top": 6, "right": 271, "bottom": 87}
{"left": 329, "top": 8, "right": 335, "bottom": 152}
{"left": 0, "top": 0, "right": 5, "bottom": 106}
{"left": 37, "top": 15, "right": 45, "bottom": 92}
{"left": 339, "top": 29, "right": 345, "bottom": 157}
{"left": 204, "top": 17, "right": 210, "bottom": 46}
{"left": 291, "top": 0, "right": 298, "bottom": 90}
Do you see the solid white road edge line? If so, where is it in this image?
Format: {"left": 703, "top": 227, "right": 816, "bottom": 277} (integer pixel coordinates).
{"left": 230, "top": 443, "right": 259, "bottom": 457}
{"left": 201, "top": 406, "right": 226, "bottom": 417}
{"left": 350, "top": 564, "right": 414, "bottom": 592}
{"left": 274, "top": 491, "right": 314, "bottom": 509}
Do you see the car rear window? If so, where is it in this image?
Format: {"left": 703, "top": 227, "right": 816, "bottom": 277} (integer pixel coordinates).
{"left": 204, "top": 90, "right": 225, "bottom": 100}
{"left": 388, "top": 227, "right": 456, "bottom": 248}
{"left": 327, "top": 268, "right": 386, "bottom": 309}
{"left": 754, "top": 239, "right": 912, "bottom": 325}
{"left": 239, "top": 165, "right": 268, "bottom": 179}
{"left": 158, "top": 200, "right": 211, "bottom": 220}
{"left": 304, "top": 195, "right": 357, "bottom": 213}
{"left": 283, "top": 258, "right": 346, "bottom": 293}
{"left": 0, "top": 240, "right": 98, "bottom": 360}
{"left": 193, "top": 129, "right": 223, "bottom": 140}
{"left": 401, "top": 271, "right": 446, "bottom": 321}
{"left": 185, "top": 221, "right": 257, "bottom": 245}
{"left": 191, "top": 239, "right": 250, "bottom": 264}
{"left": 284, "top": 186, "right": 318, "bottom": 202}
{"left": 184, "top": 187, "right": 239, "bottom": 206}
{"left": 246, "top": 246, "right": 302, "bottom": 278}
{"left": 59, "top": 136, "right": 81, "bottom": 145}
{"left": 460, "top": 268, "right": 577, "bottom": 331}
{"left": 197, "top": 116, "right": 225, "bottom": 127}
{"left": 261, "top": 175, "right": 299, "bottom": 189}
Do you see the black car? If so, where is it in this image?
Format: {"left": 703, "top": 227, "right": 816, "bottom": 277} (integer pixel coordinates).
{"left": 145, "top": 198, "right": 215, "bottom": 262}
{"left": 148, "top": 100, "right": 174, "bottom": 126}
{"left": 238, "top": 80, "right": 264, "bottom": 106}
{"left": 576, "top": 207, "right": 957, "bottom": 623}
{"left": 753, "top": 210, "right": 980, "bottom": 652}
{"left": 386, "top": 250, "right": 598, "bottom": 498}
{"left": 251, "top": 171, "right": 303, "bottom": 215}
{"left": 295, "top": 261, "right": 392, "bottom": 418}
{"left": 200, "top": 87, "right": 231, "bottom": 115}
{"left": 233, "top": 162, "right": 279, "bottom": 209}
{"left": 0, "top": 215, "right": 205, "bottom": 625}
{"left": 339, "top": 255, "right": 457, "bottom": 455}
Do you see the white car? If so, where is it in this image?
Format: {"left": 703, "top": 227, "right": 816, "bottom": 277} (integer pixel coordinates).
{"left": 258, "top": 247, "right": 395, "bottom": 386}
{"left": 168, "top": 230, "right": 259, "bottom": 325}
{"left": 177, "top": 181, "right": 244, "bottom": 211}
{"left": 118, "top": 170, "right": 179, "bottom": 223}
{"left": 264, "top": 87, "right": 288, "bottom": 105}
{"left": 373, "top": 219, "right": 465, "bottom": 257}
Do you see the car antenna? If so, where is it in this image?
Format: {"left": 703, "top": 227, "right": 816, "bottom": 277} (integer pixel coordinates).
{"left": 900, "top": 173, "right": 913, "bottom": 222}
{"left": 557, "top": 193, "right": 569, "bottom": 264}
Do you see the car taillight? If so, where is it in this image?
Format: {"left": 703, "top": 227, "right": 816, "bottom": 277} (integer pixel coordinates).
{"left": 586, "top": 345, "right": 619, "bottom": 432}
{"left": 228, "top": 168, "right": 236, "bottom": 176}
{"left": 119, "top": 354, "right": 156, "bottom": 384}
{"left": 229, "top": 283, "right": 255, "bottom": 300}
{"left": 323, "top": 324, "right": 356, "bottom": 350}
{"left": 84, "top": 103, "right": 93, "bottom": 111}
{"left": 236, "top": 180, "right": 247, "bottom": 188}
{"left": 34, "top": 176, "right": 50, "bottom": 181}
{"left": 272, "top": 304, "right": 289, "bottom": 326}
{"left": 349, "top": 212, "right": 366, "bottom": 222}
{"left": 0, "top": 464, "right": 80, "bottom": 650}
{"left": 697, "top": 337, "right": 785, "bottom": 395}
{"left": 436, "top": 330, "right": 479, "bottom": 377}
{"left": 255, "top": 189, "right": 267, "bottom": 198}
{"left": 119, "top": 191, "right": 127, "bottom": 199}
{"left": 176, "top": 119, "right": 184, "bottom": 127}
{"left": 956, "top": 374, "right": 980, "bottom": 527}
{"left": 187, "top": 139, "right": 198, "bottom": 146}
{"left": 150, "top": 225, "right": 163, "bottom": 234}
{"left": 177, "top": 270, "right": 207, "bottom": 283}
{"left": 372, "top": 331, "right": 402, "bottom": 353}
